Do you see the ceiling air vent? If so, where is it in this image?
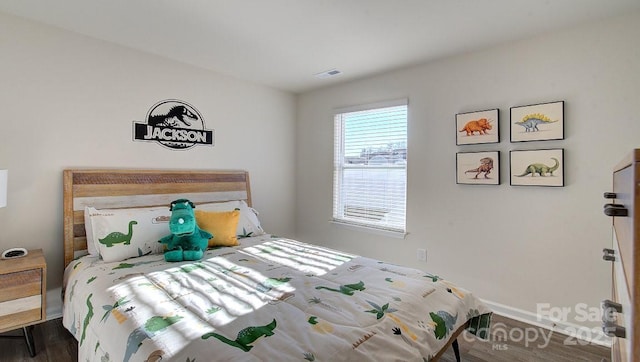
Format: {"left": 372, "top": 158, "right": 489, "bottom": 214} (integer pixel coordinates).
{"left": 314, "top": 69, "right": 342, "bottom": 79}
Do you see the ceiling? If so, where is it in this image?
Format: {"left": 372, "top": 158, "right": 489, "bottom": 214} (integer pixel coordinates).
{"left": 1, "top": 0, "right": 639, "bottom": 94}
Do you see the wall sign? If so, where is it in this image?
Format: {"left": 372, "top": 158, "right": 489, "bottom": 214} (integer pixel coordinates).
{"left": 133, "top": 100, "right": 214, "bottom": 150}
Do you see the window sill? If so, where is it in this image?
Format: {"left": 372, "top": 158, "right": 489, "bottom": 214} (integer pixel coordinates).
{"left": 329, "top": 220, "right": 407, "bottom": 239}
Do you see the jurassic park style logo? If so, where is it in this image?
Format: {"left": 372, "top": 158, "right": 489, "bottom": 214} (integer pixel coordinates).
{"left": 133, "top": 100, "right": 214, "bottom": 150}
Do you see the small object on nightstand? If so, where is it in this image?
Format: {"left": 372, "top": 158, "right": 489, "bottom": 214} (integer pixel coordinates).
{"left": 1, "top": 247, "right": 28, "bottom": 259}
{"left": 0, "top": 248, "right": 47, "bottom": 357}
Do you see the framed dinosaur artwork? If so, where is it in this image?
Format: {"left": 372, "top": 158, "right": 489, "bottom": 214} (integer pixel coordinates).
{"left": 456, "top": 151, "right": 500, "bottom": 185}
{"left": 510, "top": 148, "right": 564, "bottom": 187}
{"left": 510, "top": 101, "right": 564, "bottom": 142}
{"left": 456, "top": 108, "right": 499, "bottom": 145}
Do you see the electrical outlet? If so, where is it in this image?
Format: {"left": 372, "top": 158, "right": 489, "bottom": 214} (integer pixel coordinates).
{"left": 417, "top": 248, "right": 427, "bottom": 262}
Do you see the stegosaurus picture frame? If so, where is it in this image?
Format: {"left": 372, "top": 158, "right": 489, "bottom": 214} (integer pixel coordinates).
{"left": 510, "top": 101, "right": 564, "bottom": 142}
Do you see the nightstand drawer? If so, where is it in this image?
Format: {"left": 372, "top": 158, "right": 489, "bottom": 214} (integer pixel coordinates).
{"left": 0, "top": 269, "right": 42, "bottom": 303}
{"left": 0, "top": 296, "right": 42, "bottom": 329}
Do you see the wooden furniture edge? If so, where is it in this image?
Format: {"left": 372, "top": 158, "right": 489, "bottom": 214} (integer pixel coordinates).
{"left": 613, "top": 149, "right": 640, "bottom": 173}
{"left": 63, "top": 170, "right": 75, "bottom": 272}
{"left": 431, "top": 320, "right": 470, "bottom": 361}
{"left": 610, "top": 149, "right": 640, "bottom": 361}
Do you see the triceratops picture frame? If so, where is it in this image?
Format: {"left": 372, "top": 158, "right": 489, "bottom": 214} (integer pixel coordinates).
{"left": 510, "top": 148, "right": 564, "bottom": 187}
{"left": 510, "top": 101, "right": 564, "bottom": 142}
{"left": 456, "top": 108, "right": 499, "bottom": 145}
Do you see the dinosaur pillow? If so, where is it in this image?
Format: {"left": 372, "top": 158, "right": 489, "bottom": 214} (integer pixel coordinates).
{"left": 198, "top": 200, "right": 266, "bottom": 238}
{"left": 88, "top": 206, "right": 171, "bottom": 262}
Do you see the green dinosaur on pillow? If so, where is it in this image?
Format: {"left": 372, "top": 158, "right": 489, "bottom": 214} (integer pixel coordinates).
{"left": 159, "top": 199, "right": 212, "bottom": 262}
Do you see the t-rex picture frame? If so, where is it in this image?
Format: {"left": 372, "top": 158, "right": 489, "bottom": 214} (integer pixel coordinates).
{"left": 510, "top": 148, "right": 564, "bottom": 187}
{"left": 510, "top": 101, "right": 564, "bottom": 142}
{"left": 456, "top": 151, "right": 500, "bottom": 185}
{"left": 456, "top": 108, "right": 499, "bottom": 145}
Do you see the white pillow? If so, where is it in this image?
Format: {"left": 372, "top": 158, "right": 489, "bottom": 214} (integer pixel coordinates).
{"left": 88, "top": 206, "right": 171, "bottom": 262}
{"left": 84, "top": 206, "right": 98, "bottom": 256}
{"left": 198, "top": 200, "right": 265, "bottom": 238}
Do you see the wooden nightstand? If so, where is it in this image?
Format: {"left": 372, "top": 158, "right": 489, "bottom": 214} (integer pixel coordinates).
{"left": 0, "top": 249, "right": 47, "bottom": 357}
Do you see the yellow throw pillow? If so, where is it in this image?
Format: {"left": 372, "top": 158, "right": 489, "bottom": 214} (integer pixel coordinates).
{"left": 195, "top": 209, "right": 240, "bottom": 247}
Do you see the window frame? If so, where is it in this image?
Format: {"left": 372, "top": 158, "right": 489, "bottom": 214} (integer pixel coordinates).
{"left": 332, "top": 99, "right": 408, "bottom": 237}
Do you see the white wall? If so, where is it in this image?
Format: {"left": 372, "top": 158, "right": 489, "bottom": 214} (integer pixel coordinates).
{"left": 296, "top": 11, "right": 640, "bottom": 331}
{"left": 0, "top": 13, "right": 297, "bottom": 302}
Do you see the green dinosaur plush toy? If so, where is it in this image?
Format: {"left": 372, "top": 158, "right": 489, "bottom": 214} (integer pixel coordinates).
{"left": 159, "top": 199, "right": 212, "bottom": 262}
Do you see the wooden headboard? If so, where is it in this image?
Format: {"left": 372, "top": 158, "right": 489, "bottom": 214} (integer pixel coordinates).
{"left": 62, "top": 169, "right": 252, "bottom": 268}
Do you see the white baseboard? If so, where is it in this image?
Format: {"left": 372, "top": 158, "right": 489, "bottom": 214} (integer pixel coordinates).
{"left": 483, "top": 299, "right": 612, "bottom": 348}
{"left": 46, "top": 287, "right": 63, "bottom": 320}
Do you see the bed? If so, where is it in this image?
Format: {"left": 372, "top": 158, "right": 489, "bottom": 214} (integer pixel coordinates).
{"left": 62, "top": 168, "right": 492, "bottom": 361}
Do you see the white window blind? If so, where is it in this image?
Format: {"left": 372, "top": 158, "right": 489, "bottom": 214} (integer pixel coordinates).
{"left": 333, "top": 100, "right": 407, "bottom": 233}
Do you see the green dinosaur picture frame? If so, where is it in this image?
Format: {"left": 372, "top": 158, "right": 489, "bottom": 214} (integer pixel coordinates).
{"left": 510, "top": 148, "right": 564, "bottom": 187}
{"left": 510, "top": 101, "right": 564, "bottom": 142}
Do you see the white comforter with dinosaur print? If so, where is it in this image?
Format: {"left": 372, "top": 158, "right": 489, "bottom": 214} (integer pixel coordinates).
{"left": 63, "top": 235, "right": 491, "bottom": 361}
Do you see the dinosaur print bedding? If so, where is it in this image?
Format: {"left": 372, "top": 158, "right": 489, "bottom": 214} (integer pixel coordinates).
{"left": 62, "top": 235, "right": 492, "bottom": 361}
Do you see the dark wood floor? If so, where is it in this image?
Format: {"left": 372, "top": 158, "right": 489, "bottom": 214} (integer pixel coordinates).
{"left": 0, "top": 314, "right": 609, "bottom": 361}
{"left": 438, "top": 315, "right": 610, "bottom": 362}
{"left": 0, "top": 319, "right": 77, "bottom": 362}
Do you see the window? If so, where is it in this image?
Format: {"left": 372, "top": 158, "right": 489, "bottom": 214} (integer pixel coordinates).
{"left": 333, "top": 99, "right": 407, "bottom": 234}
